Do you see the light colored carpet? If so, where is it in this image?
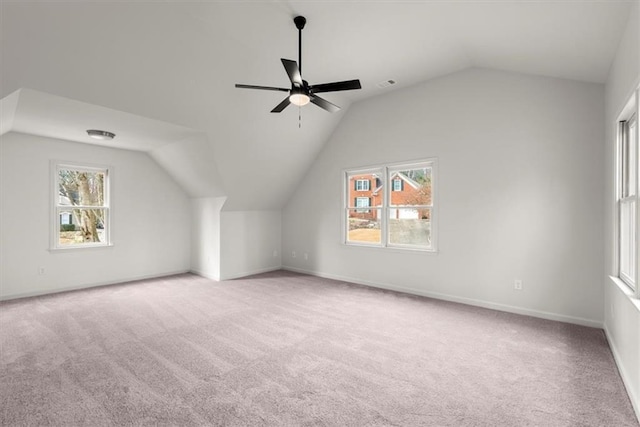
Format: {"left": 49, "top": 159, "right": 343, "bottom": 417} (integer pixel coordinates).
{"left": 0, "top": 270, "right": 637, "bottom": 426}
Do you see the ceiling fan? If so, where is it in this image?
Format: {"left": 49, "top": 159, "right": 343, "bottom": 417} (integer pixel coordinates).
{"left": 235, "top": 16, "right": 361, "bottom": 113}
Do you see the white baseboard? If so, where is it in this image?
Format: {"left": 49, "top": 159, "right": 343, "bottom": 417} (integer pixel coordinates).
{"left": 0, "top": 270, "right": 190, "bottom": 301}
{"left": 604, "top": 326, "right": 640, "bottom": 424}
{"left": 283, "top": 265, "right": 603, "bottom": 329}
{"left": 189, "top": 269, "right": 220, "bottom": 281}
{"left": 219, "top": 266, "right": 282, "bottom": 281}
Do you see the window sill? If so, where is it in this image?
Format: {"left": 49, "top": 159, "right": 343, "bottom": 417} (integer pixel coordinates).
{"left": 609, "top": 275, "right": 640, "bottom": 313}
{"left": 49, "top": 243, "right": 114, "bottom": 253}
{"left": 344, "top": 242, "right": 439, "bottom": 255}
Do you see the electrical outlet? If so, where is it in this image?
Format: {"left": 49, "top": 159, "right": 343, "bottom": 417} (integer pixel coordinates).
{"left": 514, "top": 279, "right": 523, "bottom": 291}
{"left": 272, "top": 250, "right": 278, "bottom": 258}
{"left": 291, "top": 251, "right": 296, "bottom": 258}
{"left": 38, "top": 267, "right": 45, "bottom": 275}
{"left": 304, "top": 253, "right": 308, "bottom": 260}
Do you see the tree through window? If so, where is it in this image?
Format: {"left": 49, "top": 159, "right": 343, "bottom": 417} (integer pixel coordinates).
{"left": 54, "top": 164, "right": 110, "bottom": 248}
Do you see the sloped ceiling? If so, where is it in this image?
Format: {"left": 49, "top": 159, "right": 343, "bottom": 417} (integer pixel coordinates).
{"left": 0, "top": 1, "right": 633, "bottom": 209}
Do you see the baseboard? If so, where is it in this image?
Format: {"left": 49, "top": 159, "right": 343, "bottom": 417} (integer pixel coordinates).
{"left": 189, "top": 269, "right": 220, "bottom": 281}
{"left": 283, "top": 265, "right": 603, "bottom": 329}
{"left": 220, "top": 266, "right": 282, "bottom": 281}
{"left": 0, "top": 270, "right": 191, "bottom": 301}
{"left": 604, "top": 326, "right": 640, "bottom": 423}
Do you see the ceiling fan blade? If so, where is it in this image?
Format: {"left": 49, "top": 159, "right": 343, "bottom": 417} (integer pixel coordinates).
{"left": 271, "top": 97, "right": 291, "bottom": 113}
{"left": 235, "top": 84, "right": 289, "bottom": 92}
{"left": 310, "top": 95, "right": 340, "bottom": 113}
{"left": 310, "top": 79, "right": 362, "bottom": 94}
{"left": 281, "top": 59, "right": 303, "bottom": 86}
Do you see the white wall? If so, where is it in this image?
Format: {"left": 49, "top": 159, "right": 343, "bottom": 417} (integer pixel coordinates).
{"left": 219, "top": 210, "right": 281, "bottom": 280}
{"left": 149, "top": 134, "right": 226, "bottom": 198}
{"left": 191, "top": 197, "right": 226, "bottom": 280}
{"left": 604, "top": 2, "right": 640, "bottom": 418}
{"left": 0, "top": 132, "right": 191, "bottom": 299}
{"left": 283, "top": 68, "right": 605, "bottom": 327}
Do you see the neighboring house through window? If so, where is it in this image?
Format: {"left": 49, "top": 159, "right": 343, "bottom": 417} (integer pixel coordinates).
{"left": 345, "top": 159, "right": 436, "bottom": 251}
{"left": 53, "top": 162, "right": 110, "bottom": 249}
{"left": 60, "top": 212, "right": 73, "bottom": 225}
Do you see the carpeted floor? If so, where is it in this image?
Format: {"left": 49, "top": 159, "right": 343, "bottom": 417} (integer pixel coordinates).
{"left": 0, "top": 270, "right": 637, "bottom": 426}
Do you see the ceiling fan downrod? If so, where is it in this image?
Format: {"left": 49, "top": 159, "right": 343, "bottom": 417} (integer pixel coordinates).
{"left": 294, "top": 16, "right": 306, "bottom": 78}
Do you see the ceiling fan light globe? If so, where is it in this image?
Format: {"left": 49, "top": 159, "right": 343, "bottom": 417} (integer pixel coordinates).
{"left": 289, "top": 93, "right": 310, "bottom": 106}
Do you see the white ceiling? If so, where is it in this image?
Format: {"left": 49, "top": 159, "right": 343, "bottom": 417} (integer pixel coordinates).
{"left": 3, "top": 89, "right": 201, "bottom": 152}
{"left": 0, "top": 1, "right": 633, "bottom": 209}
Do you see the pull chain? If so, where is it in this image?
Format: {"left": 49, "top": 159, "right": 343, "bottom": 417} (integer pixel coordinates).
{"left": 299, "top": 106, "right": 301, "bottom": 128}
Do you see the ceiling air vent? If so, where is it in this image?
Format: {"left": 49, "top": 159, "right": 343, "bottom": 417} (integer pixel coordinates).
{"left": 376, "top": 79, "right": 396, "bottom": 89}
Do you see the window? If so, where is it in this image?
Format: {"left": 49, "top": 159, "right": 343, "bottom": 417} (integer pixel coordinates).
{"left": 53, "top": 163, "right": 110, "bottom": 249}
{"left": 355, "top": 179, "right": 370, "bottom": 191}
{"left": 355, "top": 197, "right": 371, "bottom": 213}
{"left": 618, "top": 102, "right": 638, "bottom": 291}
{"left": 345, "top": 159, "right": 436, "bottom": 251}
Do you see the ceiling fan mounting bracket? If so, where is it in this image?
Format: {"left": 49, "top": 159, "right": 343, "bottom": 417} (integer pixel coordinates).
{"left": 294, "top": 16, "right": 306, "bottom": 30}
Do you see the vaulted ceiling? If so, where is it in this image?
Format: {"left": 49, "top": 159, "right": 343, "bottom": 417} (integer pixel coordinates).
{"left": 0, "top": 1, "right": 633, "bottom": 209}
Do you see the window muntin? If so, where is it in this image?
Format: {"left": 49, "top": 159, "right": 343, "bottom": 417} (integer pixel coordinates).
{"left": 54, "top": 164, "right": 110, "bottom": 249}
{"left": 345, "top": 160, "right": 436, "bottom": 251}
{"left": 619, "top": 112, "right": 638, "bottom": 290}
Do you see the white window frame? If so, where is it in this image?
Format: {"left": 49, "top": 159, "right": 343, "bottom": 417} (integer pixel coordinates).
{"left": 343, "top": 159, "right": 437, "bottom": 252}
{"left": 392, "top": 179, "right": 402, "bottom": 191}
{"left": 51, "top": 161, "right": 112, "bottom": 250}
{"left": 619, "top": 114, "right": 637, "bottom": 290}
{"left": 355, "top": 179, "right": 370, "bottom": 191}
{"left": 616, "top": 87, "right": 640, "bottom": 295}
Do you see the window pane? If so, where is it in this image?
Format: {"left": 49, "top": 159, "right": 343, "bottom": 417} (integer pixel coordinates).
{"left": 389, "top": 167, "right": 431, "bottom": 207}
{"left": 58, "top": 208, "right": 107, "bottom": 246}
{"left": 388, "top": 209, "right": 431, "bottom": 247}
{"left": 630, "top": 119, "right": 637, "bottom": 196}
{"left": 347, "top": 209, "right": 381, "bottom": 244}
{"left": 58, "top": 169, "right": 106, "bottom": 206}
{"left": 629, "top": 120, "right": 637, "bottom": 197}
{"left": 622, "top": 122, "right": 628, "bottom": 198}
{"left": 620, "top": 200, "right": 636, "bottom": 287}
{"left": 347, "top": 172, "right": 383, "bottom": 208}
